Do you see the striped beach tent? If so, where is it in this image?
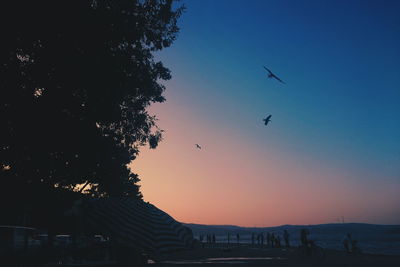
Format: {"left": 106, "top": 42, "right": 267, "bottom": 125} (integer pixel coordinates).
{"left": 75, "top": 197, "right": 194, "bottom": 254}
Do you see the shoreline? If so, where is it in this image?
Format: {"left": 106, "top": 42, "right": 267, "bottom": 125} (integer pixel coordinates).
{"left": 153, "top": 245, "right": 400, "bottom": 266}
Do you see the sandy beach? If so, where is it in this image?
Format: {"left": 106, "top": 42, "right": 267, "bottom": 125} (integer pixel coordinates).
{"left": 153, "top": 246, "right": 400, "bottom": 267}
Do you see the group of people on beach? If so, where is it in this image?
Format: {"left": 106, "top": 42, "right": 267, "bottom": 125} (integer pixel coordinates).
{"left": 199, "top": 230, "right": 291, "bottom": 248}
{"left": 199, "top": 234, "right": 216, "bottom": 245}
{"left": 198, "top": 229, "right": 360, "bottom": 254}
{"left": 250, "top": 230, "right": 290, "bottom": 248}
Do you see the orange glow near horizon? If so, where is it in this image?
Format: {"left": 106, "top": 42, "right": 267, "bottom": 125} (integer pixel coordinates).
{"left": 130, "top": 99, "right": 400, "bottom": 227}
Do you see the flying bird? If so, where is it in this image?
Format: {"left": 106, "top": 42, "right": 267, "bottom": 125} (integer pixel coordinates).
{"left": 263, "top": 66, "right": 285, "bottom": 84}
{"left": 195, "top": 144, "right": 202, "bottom": 149}
{"left": 263, "top": 115, "right": 272, "bottom": 126}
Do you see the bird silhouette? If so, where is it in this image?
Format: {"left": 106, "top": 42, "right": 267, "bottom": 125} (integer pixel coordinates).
{"left": 263, "top": 66, "right": 285, "bottom": 84}
{"left": 263, "top": 115, "right": 272, "bottom": 126}
{"left": 195, "top": 144, "right": 202, "bottom": 149}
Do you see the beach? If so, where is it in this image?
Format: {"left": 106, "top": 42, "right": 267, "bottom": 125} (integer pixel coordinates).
{"left": 152, "top": 245, "right": 400, "bottom": 267}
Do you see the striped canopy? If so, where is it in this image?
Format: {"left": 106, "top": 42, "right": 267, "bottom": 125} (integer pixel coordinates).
{"left": 76, "top": 197, "right": 194, "bottom": 254}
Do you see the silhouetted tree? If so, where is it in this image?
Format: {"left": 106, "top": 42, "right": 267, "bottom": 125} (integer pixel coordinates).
{"left": 1, "top": 0, "right": 184, "bottom": 222}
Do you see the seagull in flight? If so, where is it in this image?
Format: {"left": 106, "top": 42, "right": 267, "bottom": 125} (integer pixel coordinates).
{"left": 195, "top": 144, "right": 202, "bottom": 149}
{"left": 263, "top": 115, "right": 272, "bottom": 126}
{"left": 263, "top": 66, "right": 285, "bottom": 84}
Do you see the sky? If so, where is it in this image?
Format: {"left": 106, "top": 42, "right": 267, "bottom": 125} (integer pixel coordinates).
{"left": 131, "top": 0, "right": 400, "bottom": 227}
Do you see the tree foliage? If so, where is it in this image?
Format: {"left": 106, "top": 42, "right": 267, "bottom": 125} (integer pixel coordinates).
{"left": 1, "top": 0, "right": 183, "bottom": 208}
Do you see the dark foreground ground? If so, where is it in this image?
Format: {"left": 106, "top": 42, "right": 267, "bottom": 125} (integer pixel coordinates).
{"left": 152, "top": 246, "right": 400, "bottom": 267}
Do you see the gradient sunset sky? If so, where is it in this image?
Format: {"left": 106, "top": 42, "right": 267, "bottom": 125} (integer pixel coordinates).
{"left": 131, "top": 0, "right": 400, "bottom": 227}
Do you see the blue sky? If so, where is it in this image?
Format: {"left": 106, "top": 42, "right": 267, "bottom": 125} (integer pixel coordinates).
{"left": 168, "top": 0, "right": 400, "bottom": 177}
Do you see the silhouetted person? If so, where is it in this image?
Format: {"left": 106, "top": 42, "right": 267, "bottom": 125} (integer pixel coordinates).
{"left": 276, "top": 235, "right": 281, "bottom": 248}
{"left": 236, "top": 233, "right": 240, "bottom": 245}
{"left": 227, "top": 233, "right": 230, "bottom": 244}
{"left": 260, "top": 233, "right": 264, "bottom": 246}
{"left": 342, "top": 233, "right": 352, "bottom": 253}
{"left": 263, "top": 115, "right": 272, "bottom": 126}
{"left": 251, "top": 233, "right": 255, "bottom": 246}
{"left": 351, "top": 240, "right": 361, "bottom": 254}
{"left": 263, "top": 66, "right": 285, "bottom": 84}
{"left": 283, "top": 230, "right": 290, "bottom": 247}
{"left": 271, "top": 233, "right": 275, "bottom": 247}
{"left": 267, "top": 232, "right": 271, "bottom": 247}
{"left": 300, "top": 229, "right": 310, "bottom": 247}
{"left": 212, "top": 234, "right": 216, "bottom": 244}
